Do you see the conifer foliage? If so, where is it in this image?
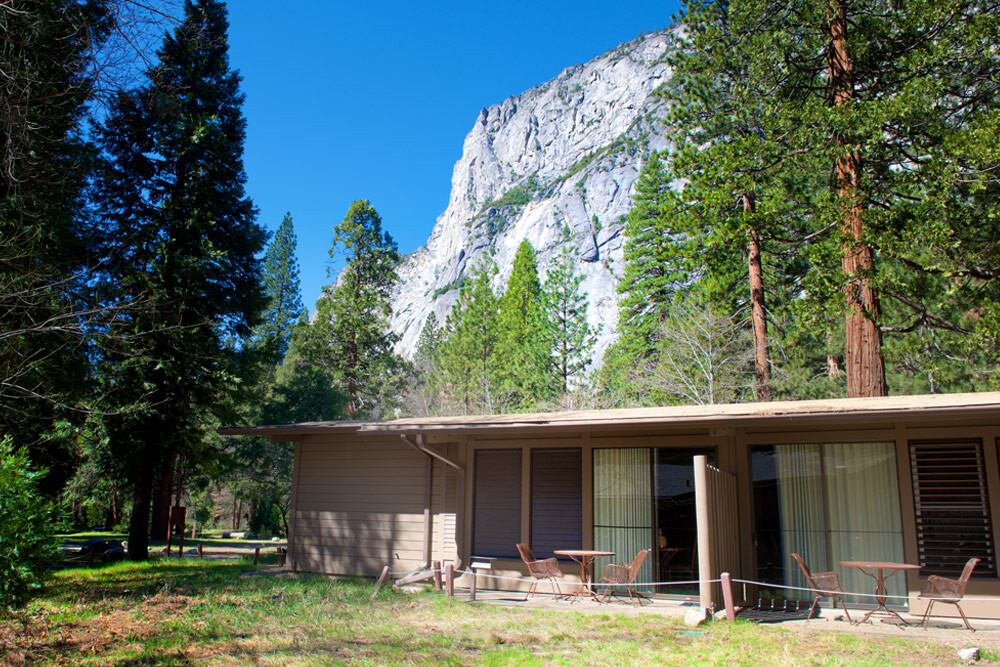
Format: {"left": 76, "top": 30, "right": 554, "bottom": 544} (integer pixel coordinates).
{"left": 294, "top": 199, "right": 406, "bottom": 419}
{"left": 97, "top": 0, "right": 266, "bottom": 560}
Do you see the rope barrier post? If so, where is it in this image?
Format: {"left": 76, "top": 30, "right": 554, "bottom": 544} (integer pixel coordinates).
{"left": 721, "top": 572, "right": 735, "bottom": 622}
{"left": 197, "top": 543, "right": 203, "bottom": 559}
{"left": 445, "top": 563, "right": 455, "bottom": 597}
{"left": 253, "top": 546, "right": 260, "bottom": 566}
{"left": 371, "top": 565, "right": 391, "bottom": 603}
{"left": 432, "top": 561, "right": 442, "bottom": 591}
{"left": 470, "top": 568, "right": 478, "bottom": 601}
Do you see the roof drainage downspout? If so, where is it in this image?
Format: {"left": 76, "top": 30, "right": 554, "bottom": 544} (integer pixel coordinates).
{"left": 401, "top": 434, "right": 464, "bottom": 571}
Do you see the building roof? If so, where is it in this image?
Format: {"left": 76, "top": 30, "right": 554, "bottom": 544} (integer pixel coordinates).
{"left": 218, "top": 391, "right": 1000, "bottom": 439}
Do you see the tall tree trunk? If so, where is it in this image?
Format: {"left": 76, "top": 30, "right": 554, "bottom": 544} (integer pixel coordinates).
{"left": 128, "top": 445, "right": 156, "bottom": 561}
{"left": 743, "top": 194, "right": 772, "bottom": 401}
{"left": 150, "top": 451, "right": 176, "bottom": 540}
{"left": 829, "top": 0, "right": 887, "bottom": 398}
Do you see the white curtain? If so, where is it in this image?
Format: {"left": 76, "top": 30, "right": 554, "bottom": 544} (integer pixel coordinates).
{"left": 593, "top": 448, "right": 654, "bottom": 588}
{"left": 824, "top": 442, "right": 905, "bottom": 603}
{"left": 775, "top": 442, "right": 905, "bottom": 605}
{"left": 776, "top": 444, "right": 827, "bottom": 596}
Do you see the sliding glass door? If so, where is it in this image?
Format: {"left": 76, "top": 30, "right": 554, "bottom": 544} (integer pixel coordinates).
{"left": 753, "top": 442, "right": 905, "bottom": 605}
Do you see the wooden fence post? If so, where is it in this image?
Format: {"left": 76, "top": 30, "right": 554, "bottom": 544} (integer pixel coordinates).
{"left": 432, "top": 560, "right": 442, "bottom": 591}
{"left": 197, "top": 544, "right": 203, "bottom": 559}
{"left": 277, "top": 547, "right": 285, "bottom": 567}
{"left": 444, "top": 563, "right": 454, "bottom": 597}
{"left": 721, "top": 572, "right": 735, "bottom": 622}
{"left": 371, "top": 565, "right": 391, "bottom": 603}
{"left": 253, "top": 547, "right": 260, "bottom": 566}
{"left": 87, "top": 550, "right": 94, "bottom": 568}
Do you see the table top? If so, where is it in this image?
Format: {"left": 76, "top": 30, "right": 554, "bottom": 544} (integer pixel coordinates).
{"left": 554, "top": 550, "right": 616, "bottom": 557}
{"left": 840, "top": 560, "right": 921, "bottom": 571}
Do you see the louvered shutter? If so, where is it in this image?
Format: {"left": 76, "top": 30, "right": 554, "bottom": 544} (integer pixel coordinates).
{"left": 531, "top": 448, "right": 583, "bottom": 559}
{"left": 472, "top": 449, "right": 521, "bottom": 558}
{"left": 910, "top": 441, "right": 996, "bottom": 577}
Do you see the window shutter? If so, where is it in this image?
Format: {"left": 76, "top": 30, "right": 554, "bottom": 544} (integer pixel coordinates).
{"left": 472, "top": 449, "right": 521, "bottom": 558}
{"left": 531, "top": 448, "right": 582, "bottom": 559}
{"left": 910, "top": 441, "right": 995, "bottom": 577}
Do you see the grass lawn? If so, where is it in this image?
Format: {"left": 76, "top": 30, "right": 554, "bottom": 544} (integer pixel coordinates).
{"left": 0, "top": 559, "right": 990, "bottom": 666}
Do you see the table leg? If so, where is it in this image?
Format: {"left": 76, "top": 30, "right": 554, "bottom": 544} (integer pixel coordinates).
{"left": 856, "top": 569, "right": 909, "bottom": 626}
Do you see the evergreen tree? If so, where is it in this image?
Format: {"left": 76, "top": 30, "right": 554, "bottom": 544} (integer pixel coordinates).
{"left": 544, "top": 247, "right": 598, "bottom": 394}
{"left": 0, "top": 0, "right": 113, "bottom": 486}
{"left": 495, "top": 240, "right": 554, "bottom": 410}
{"left": 670, "top": 0, "right": 1000, "bottom": 398}
{"left": 96, "top": 0, "right": 267, "bottom": 560}
{"left": 402, "top": 312, "right": 446, "bottom": 417}
{"left": 600, "top": 152, "right": 693, "bottom": 404}
{"left": 436, "top": 262, "right": 501, "bottom": 414}
{"left": 295, "top": 199, "right": 406, "bottom": 418}
{"left": 254, "top": 212, "right": 304, "bottom": 364}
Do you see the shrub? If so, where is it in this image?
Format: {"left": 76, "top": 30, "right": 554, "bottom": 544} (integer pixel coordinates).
{"left": 0, "top": 436, "right": 57, "bottom": 614}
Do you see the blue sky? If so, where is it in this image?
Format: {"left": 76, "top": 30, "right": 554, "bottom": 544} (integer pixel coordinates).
{"left": 226, "top": 1, "right": 681, "bottom": 310}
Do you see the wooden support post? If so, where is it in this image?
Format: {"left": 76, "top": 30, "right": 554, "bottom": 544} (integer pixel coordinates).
{"left": 371, "top": 565, "right": 391, "bottom": 603}
{"left": 253, "top": 546, "right": 260, "bottom": 566}
{"left": 87, "top": 550, "right": 94, "bottom": 567}
{"left": 277, "top": 547, "right": 285, "bottom": 567}
{"left": 470, "top": 569, "right": 477, "bottom": 601}
{"left": 721, "top": 572, "right": 735, "bottom": 622}
{"left": 445, "top": 563, "right": 454, "bottom": 597}
{"left": 433, "top": 560, "right": 442, "bottom": 591}
{"left": 197, "top": 544, "right": 203, "bottom": 559}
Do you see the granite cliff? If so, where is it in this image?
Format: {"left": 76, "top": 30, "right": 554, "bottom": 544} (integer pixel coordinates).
{"left": 388, "top": 32, "right": 675, "bottom": 364}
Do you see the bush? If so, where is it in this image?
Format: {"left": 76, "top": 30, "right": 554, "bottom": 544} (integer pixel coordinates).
{"left": 0, "top": 436, "right": 57, "bottom": 614}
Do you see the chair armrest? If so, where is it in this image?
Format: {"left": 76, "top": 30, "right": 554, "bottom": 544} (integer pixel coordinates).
{"left": 527, "top": 557, "right": 563, "bottom": 579}
{"left": 921, "top": 575, "right": 960, "bottom": 599}
{"left": 810, "top": 572, "right": 844, "bottom": 594}
{"left": 602, "top": 562, "right": 629, "bottom": 584}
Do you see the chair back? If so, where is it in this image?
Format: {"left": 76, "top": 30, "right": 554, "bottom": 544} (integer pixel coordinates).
{"left": 628, "top": 549, "right": 651, "bottom": 582}
{"left": 790, "top": 553, "right": 814, "bottom": 585}
{"left": 516, "top": 543, "right": 535, "bottom": 564}
{"left": 957, "top": 557, "right": 980, "bottom": 595}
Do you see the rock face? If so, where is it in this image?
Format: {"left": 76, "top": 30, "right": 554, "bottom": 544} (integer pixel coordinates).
{"left": 388, "top": 32, "right": 675, "bottom": 364}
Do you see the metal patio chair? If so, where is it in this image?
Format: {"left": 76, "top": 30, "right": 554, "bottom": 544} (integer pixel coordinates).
{"left": 599, "top": 548, "right": 652, "bottom": 606}
{"left": 791, "top": 552, "right": 853, "bottom": 623}
{"left": 516, "top": 543, "right": 565, "bottom": 600}
{"left": 919, "top": 557, "right": 980, "bottom": 631}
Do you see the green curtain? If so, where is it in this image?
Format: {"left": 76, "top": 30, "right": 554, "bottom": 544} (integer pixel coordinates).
{"left": 593, "top": 448, "right": 654, "bottom": 591}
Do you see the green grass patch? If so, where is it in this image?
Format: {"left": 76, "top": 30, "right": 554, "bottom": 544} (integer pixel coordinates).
{"left": 0, "top": 560, "right": 974, "bottom": 666}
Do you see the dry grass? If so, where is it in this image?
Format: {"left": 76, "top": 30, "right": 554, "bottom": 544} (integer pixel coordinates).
{"left": 0, "top": 559, "right": 993, "bottom": 666}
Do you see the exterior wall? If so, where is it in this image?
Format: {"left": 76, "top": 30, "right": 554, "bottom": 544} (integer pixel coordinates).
{"left": 284, "top": 408, "right": 1000, "bottom": 620}
{"left": 287, "top": 433, "right": 459, "bottom": 576}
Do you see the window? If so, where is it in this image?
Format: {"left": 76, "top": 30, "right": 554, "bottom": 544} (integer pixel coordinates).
{"left": 530, "top": 449, "right": 582, "bottom": 559}
{"left": 752, "top": 443, "right": 905, "bottom": 602}
{"left": 472, "top": 449, "right": 521, "bottom": 558}
{"left": 910, "top": 440, "right": 995, "bottom": 577}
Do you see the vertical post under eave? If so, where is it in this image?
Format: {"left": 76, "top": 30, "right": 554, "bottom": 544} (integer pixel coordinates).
{"left": 424, "top": 453, "right": 434, "bottom": 569}
{"left": 694, "top": 455, "right": 712, "bottom": 609}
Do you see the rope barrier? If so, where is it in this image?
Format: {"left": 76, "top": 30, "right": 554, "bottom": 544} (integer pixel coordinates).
{"left": 383, "top": 568, "right": 999, "bottom": 604}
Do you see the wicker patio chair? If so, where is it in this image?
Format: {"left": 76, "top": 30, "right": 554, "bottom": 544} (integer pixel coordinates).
{"left": 919, "top": 557, "right": 980, "bottom": 631}
{"left": 790, "top": 552, "right": 853, "bottom": 623}
{"left": 599, "top": 548, "right": 652, "bottom": 606}
{"left": 516, "top": 543, "right": 565, "bottom": 600}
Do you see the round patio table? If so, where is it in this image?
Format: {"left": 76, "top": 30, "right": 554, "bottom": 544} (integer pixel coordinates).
{"left": 554, "top": 550, "right": 615, "bottom": 602}
{"left": 840, "top": 560, "right": 921, "bottom": 625}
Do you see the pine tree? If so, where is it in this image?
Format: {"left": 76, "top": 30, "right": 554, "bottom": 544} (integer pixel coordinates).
{"left": 544, "top": 248, "right": 598, "bottom": 394}
{"left": 295, "top": 199, "right": 406, "bottom": 419}
{"left": 437, "top": 262, "right": 501, "bottom": 414}
{"left": 401, "top": 312, "right": 445, "bottom": 417}
{"left": 97, "top": 0, "right": 267, "bottom": 559}
{"left": 495, "top": 240, "right": 554, "bottom": 410}
{"left": 673, "top": 0, "right": 1000, "bottom": 398}
{"left": 254, "top": 212, "right": 304, "bottom": 363}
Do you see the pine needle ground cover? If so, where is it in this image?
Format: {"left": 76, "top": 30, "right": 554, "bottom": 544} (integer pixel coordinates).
{"left": 0, "top": 560, "right": 987, "bottom": 666}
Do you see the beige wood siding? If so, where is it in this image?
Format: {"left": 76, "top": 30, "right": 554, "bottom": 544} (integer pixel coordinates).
{"left": 291, "top": 434, "right": 455, "bottom": 576}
